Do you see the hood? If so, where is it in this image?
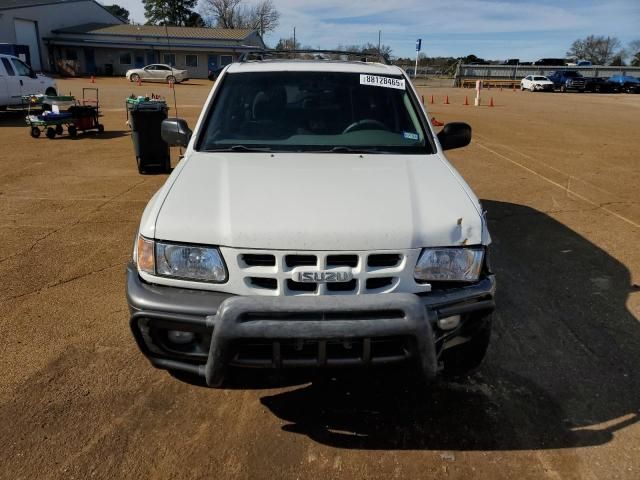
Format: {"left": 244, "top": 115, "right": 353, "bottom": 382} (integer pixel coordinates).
{"left": 154, "top": 152, "right": 484, "bottom": 250}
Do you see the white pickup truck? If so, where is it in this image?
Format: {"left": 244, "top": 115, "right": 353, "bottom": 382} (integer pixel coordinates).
{"left": 0, "top": 53, "right": 57, "bottom": 109}
{"left": 127, "top": 52, "right": 496, "bottom": 387}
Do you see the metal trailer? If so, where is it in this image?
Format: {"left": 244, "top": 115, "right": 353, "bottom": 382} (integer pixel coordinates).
{"left": 26, "top": 88, "right": 104, "bottom": 139}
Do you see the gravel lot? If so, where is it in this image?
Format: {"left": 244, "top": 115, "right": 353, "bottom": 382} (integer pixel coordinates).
{"left": 1, "top": 77, "right": 639, "bottom": 479}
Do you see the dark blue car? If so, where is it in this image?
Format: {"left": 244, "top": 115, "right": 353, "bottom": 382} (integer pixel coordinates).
{"left": 607, "top": 75, "right": 640, "bottom": 93}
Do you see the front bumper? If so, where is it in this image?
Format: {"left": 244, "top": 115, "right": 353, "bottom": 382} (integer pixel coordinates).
{"left": 533, "top": 84, "right": 553, "bottom": 91}
{"left": 126, "top": 264, "right": 496, "bottom": 386}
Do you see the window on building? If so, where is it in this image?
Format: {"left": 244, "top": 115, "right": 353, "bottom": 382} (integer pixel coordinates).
{"left": 185, "top": 54, "right": 198, "bottom": 67}
{"left": 2, "top": 58, "right": 16, "bottom": 76}
{"left": 65, "top": 49, "right": 78, "bottom": 61}
{"left": 119, "top": 53, "right": 132, "bottom": 65}
{"left": 163, "top": 54, "right": 176, "bottom": 66}
{"left": 220, "top": 55, "right": 233, "bottom": 66}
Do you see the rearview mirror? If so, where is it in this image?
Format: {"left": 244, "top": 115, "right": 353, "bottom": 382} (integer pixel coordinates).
{"left": 437, "top": 122, "right": 472, "bottom": 151}
{"left": 161, "top": 118, "right": 192, "bottom": 147}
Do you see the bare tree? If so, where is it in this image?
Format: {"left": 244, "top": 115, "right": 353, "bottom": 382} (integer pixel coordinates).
{"left": 567, "top": 35, "right": 623, "bottom": 65}
{"left": 201, "top": 0, "right": 279, "bottom": 35}
{"left": 246, "top": 0, "right": 279, "bottom": 36}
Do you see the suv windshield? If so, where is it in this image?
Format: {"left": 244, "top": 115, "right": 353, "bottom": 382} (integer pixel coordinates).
{"left": 197, "top": 71, "right": 433, "bottom": 154}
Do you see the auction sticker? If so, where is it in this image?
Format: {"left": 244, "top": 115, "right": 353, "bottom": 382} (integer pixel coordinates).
{"left": 360, "top": 74, "right": 405, "bottom": 90}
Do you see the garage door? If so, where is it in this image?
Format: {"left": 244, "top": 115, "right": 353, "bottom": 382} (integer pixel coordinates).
{"left": 14, "top": 19, "right": 41, "bottom": 71}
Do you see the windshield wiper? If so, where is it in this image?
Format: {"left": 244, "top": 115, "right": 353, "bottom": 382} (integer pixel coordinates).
{"left": 320, "top": 146, "right": 386, "bottom": 154}
{"left": 203, "top": 145, "right": 274, "bottom": 152}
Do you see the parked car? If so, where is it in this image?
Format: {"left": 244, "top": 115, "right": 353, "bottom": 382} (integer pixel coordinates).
{"left": 127, "top": 53, "right": 496, "bottom": 387}
{"left": 125, "top": 64, "right": 189, "bottom": 84}
{"left": 0, "top": 53, "right": 57, "bottom": 110}
{"left": 584, "top": 76, "right": 614, "bottom": 93}
{"left": 533, "top": 58, "right": 567, "bottom": 66}
{"left": 546, "top": 70, "right": 586, "bottom": 92}
{"left": 520, "top": 75, "right": 554, "bottom": 92}
{"left": 606, "top": 75, "right": 640, "bottom": 93}
{"left": 207, "top": 65, "right": 225, "bottom": 81}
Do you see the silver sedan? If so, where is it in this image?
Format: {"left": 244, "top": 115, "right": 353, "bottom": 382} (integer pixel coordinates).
{"left": 125, "top": 64, "right": 189, "bottom": 84}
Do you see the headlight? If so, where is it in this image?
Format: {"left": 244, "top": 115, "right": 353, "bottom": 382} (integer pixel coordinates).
{"left": 414, "top": 248, "right": 484, "bottom": 282}
{"left": 135, "top": 235, "right": 227, "bottom": 283}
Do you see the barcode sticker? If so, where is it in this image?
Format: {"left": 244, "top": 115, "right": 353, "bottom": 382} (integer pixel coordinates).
{"left": 360, "top": 74, "right": 405, "bottom": 90}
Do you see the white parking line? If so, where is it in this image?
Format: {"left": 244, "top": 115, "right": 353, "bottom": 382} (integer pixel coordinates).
{"left": 474, "top": 141, "right": 640, "bottom": 230}
{"left": 474, "top": 133, "right": 617, "bottom": 198}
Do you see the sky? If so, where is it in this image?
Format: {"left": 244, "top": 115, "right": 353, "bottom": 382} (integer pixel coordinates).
{"left": 105, "top": 0, "right": 640, "bottom": 61}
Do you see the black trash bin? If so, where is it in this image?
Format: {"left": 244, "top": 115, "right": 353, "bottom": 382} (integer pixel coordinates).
{"left": 127, "top": 101, "right": 170, "bottom": 174}
{"left": 104, "top": 63, "right": 113, "bottom": 76}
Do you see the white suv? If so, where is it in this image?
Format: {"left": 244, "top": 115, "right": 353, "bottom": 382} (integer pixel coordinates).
{"left": 127, "top": 52, "right": 496, "bottom": 387}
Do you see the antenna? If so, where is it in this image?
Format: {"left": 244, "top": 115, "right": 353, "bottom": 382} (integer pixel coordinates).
{"left": 164, "top": 23, "right": 182, "bottom": 158}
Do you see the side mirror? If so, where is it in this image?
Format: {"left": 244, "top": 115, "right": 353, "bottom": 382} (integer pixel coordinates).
{"left": 161, "top": 118, "right": 192, "bottom": 147}
{"left": 437, "top": 122, "right": 472, "bottom": 151}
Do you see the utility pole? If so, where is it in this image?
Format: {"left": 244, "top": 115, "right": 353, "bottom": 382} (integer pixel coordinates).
{"left": 378, "top": 30, "right": 381, "bottom": 55}
{"left": 415, "top": 39, "right": 421, "bottom": 79}
{"left": 293, "top": 26, "right": 296, "bottom": 51}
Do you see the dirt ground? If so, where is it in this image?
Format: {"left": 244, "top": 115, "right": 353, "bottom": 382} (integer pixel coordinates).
{"left": 1, "top": 76, "right": 639, "bottom": 479}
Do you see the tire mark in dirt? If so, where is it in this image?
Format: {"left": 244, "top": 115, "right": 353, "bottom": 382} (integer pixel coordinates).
{"left": 473, "top": 141, "right": 640, "bottom": 230}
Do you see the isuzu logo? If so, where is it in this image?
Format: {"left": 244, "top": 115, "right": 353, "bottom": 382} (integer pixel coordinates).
{"left": 292, "top": 268, "right": 353, "bottom": 283}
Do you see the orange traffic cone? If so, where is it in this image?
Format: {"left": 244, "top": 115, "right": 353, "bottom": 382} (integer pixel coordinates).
{"left": 431, "top": 117, "right": 444, "bottom": 127}
{"left": 464, "top": 95, "right": 469, "bottom": 106}
{"left": 489, "top": 97, "right": 494, "bottom": 107}
{"left": 444, "top": 95, "right": 449, "bottom": 105}
{"left": 90, "top": 75, "right": 95, "bottom": 83}
{"left": 500, "top": 86, "right": 503, "bottom": 92}
{"left": 169, "top": 80, "right": 174, "bottom": 89}
{"left": 430, "top": 95, "right": 434, "bottom": 104}
{"left": 137, "top": 78, "right": 142, "bottom": 86}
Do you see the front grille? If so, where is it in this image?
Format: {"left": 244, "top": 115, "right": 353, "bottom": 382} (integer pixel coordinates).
{"left": 287, "top": 279, "right": 317, "bottom": 292}
{"left": 327, "top": 254, "right": 358, "bottom": 267}
{"left": 368, "top": 254, "right": 401, "bottom": 268}
{"left": 249, "top": 277, "right": 277, "bottom": 290}
{"left": 242, "top": 254, "right": 276, "bottom": 267}
{"left": 230, "top": 336, "right": 412, "bottom": 367}
{"left": 285, "top": 255, "right": 317, "bottom": 268}
{"left": 227, "top": 249, "right": 425, "bottom": 296}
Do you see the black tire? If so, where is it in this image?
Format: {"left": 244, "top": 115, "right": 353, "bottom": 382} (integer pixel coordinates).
{"left": 97, "top": 124, "right": 105, "bottom": 133}
{"left": 45, "top": 87, "right": 57, "bottom": 96}
{"left": 167, "top": 75, "right": 176, "bottom": 84}
{"left": 55, "top": 124, "right": 63, "bottom": 135}
{"left": 30, "top": 127, "right": 41, "bottom": 138}
{"left": 46, "top": 127, "right": 56, "bottom": 139}
{"left": 441, "top": 314, "right": 492, "bottom": 378}
{"left": 136, "top": 157, "right": 146, "bottom": 174}
{"left": 68, "top": 125, "right": 77, "bottom": 138}
{"left": 130, "top": 73, "right": 140, "bottom": 83}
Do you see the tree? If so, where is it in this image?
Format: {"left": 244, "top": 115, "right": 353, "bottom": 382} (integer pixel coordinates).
{"left": 201, "top": 0, "right": 279, "bottom": 35}
{"left": 566, "top": 35, "right": 623, "bottom": 65}
{"left": 246, "top": 0, "right": 279, "bottom": 36}
{"left": 609, "top": 55, "right": 625, "bottom": 66}
{"left": 143, "top": 0, "right": 200, "bottom": 26}
{"left": 186, "top": 11, "right": 206, "bottom": 27}
{"left": 275, "top": 37, "right": 300, "bottom": 50}
{"left": 104, "top": 4, "right": 130, "bottom": 23}
{"left": 337, "top": 43, "right": 392, "bottom": 58}
{"left": 628, "top": 40, "right": 640, "bottom": 66}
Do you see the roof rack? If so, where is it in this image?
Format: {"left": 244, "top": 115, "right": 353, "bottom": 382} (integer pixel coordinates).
{"left": 238, "top": 49, "right": 391, "bottom": 65}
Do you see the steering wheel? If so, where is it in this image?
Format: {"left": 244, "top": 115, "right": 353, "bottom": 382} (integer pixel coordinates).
{"left": 342, "top": 119, "right": 390, "bottom": 134}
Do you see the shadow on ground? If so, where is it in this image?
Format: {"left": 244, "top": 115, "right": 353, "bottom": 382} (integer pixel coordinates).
{"left": 258, "top": 200, "right": 640, "bottom": 450}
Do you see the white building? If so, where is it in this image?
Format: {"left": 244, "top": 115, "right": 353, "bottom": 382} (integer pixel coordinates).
{"left": 0, "top": 0, "right": 265, "bottom": 78}
{"left": 0, "top": 0, "right": 123, "bottom": 71}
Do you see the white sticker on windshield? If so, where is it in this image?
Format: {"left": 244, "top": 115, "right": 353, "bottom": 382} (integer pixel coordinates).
{"left": 360, "top": 74, "right": 405, "bottom": 90}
